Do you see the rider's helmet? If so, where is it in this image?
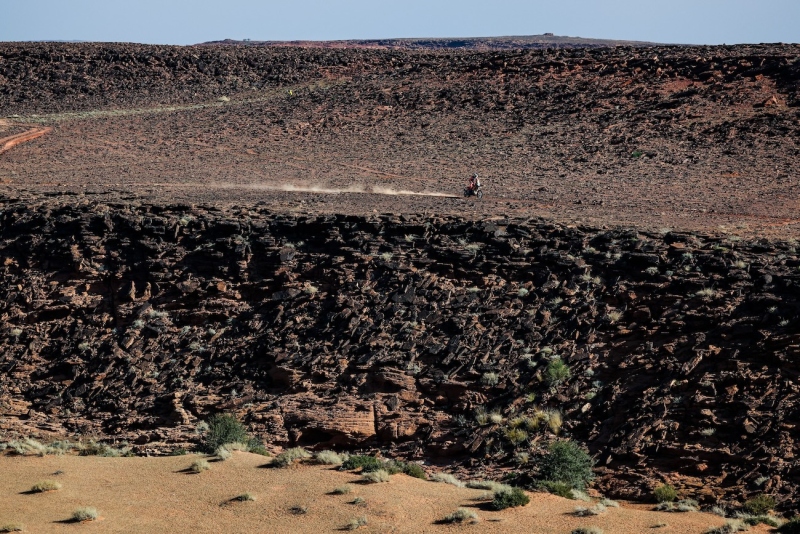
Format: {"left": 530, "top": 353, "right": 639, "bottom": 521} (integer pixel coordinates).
{"left": 472, "top": 173, "right": 478, "bottom": 179}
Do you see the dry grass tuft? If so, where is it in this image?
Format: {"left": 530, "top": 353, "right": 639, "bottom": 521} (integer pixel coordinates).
{"left": 31, "top": 480, "right": 62, "bottom": 493}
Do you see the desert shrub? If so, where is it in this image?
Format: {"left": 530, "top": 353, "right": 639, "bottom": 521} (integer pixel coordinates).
{"left": 430, "top": 472, "right": 464, "bottom": 487}
{"left": 572, "top": 528, "right": 604, "bottom": 534}
{"left": 79, "top": 440, "right": 132, "bottom": 457}
{"left": 442, "top": 508, "right": 478, "bottom": 523}
{"left": 656, "top": 499, "right": 698, "bottom": 512}
{"left": 395, "top": 461, "right": 426, "bottom": 480}
{"left": 538, "top": 480, "right": 573, "bottom": 498}
{"left": 570, "top": 489, "right": 592, "bottom": 502}
{"left": 0, "top": 524, "right": 23, "bottom": 533}
{"left": 481, "top": 372, "right": 499, "bottom": 386}
{"left": 351, "top": 497, "right": 366, "bottom": 506}
{"left": 778, "top": 517, "right": 800, "bottom": 533}
{"left": 736, "top": 514, "right": 779, "bottom": 527}
{"left": 504, "top": 427, "right": 528, "bottom": 446}
{"left": 170, "top": 448, "right": 188, "bottom": 456}
{"left": 332, "top": 485, "right": 353, "bottom": 495}
{"left": 71, "top": 508, "right": 98, "bottom": 522}
{"left": 491, "top": 487, "right": 529, "bottom": 510}
{"left": 488, "top": 412, "right": 504, "bottom": 424}
{"left": 546, "top": 359, "right": 571, "bottom": 386}
{"left": 215, "top": 447, "right": 232, "bottom": 461}
{"left": 315, "top": 450, "right": 346, "bottom": 465}
{"left": 705, "top": 520, "right": 750, "bottom": 533}
{"left": 249, "top": 444, "right": 270, "bottom": 456}
{"left": 546, "top": 409, "right": 563, "bottom": 434}
{"left": 574, "top": 503, "right": 607, "bottom": 516}
{"left": 289, "top": 505, "right": 308, "bottom": 515}
{"left": 235, "top": 493, "right": 255, "bottom": 502}
{"left": 345, "top": 516, "right": 368, "bottom": 530}
{"left": 600, "top": 498, "right": 620, "bottom": 507}
{"left": 361, "top": 469, "right": 390, "bottom": 483}
{"left": 341, "top": 455, "right": 383, "bottom": 472}
{"left": 202, "top": 413, "right": 253, "bottom": 453}
{"left": 273, "top": 447, "right": 311, "bottom": 468}
{"left": 537, "top": 440, "right": 594, "bottom": 490}
{"left": 190, "top": 459, "right": 210, "bottom": 473}
{"left": 202, "top": 413, "right": 251, "bottom": 454}
{"left": 31, "top": 480, "right": 61, "bottom": 493}
{"left": 466, "top": 480, "right": 512, "bottom": 495}
{"left": 653, "top": 484, "right": 678, "bottom": 503}
{"left": 742, "top": 494, "right": 776, "bottom": 515}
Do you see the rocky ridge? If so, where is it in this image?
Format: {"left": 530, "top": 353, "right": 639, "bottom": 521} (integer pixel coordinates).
{"left": 0, "top": 201, "right": 799, "bottom": 511}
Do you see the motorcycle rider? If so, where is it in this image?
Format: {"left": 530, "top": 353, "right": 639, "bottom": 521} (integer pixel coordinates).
{"left": 467, "top": 173, "right": 481, "bottom": 192}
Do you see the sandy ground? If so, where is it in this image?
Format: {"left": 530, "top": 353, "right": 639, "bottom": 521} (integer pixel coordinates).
{"left": 0, "top": 453, "right": 749, "bottom": 534}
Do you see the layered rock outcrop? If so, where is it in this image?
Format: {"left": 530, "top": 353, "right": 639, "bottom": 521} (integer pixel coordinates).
{"left": 1, "top": 201, "right": 798, "bottom": 510}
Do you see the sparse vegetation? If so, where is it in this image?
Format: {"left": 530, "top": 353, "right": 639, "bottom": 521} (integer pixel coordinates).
{"left": 442, "top": 508, "right": 479, "bottom": 524}
{"left": 491, "top": 487, "right": 530, "bottom": 510}
{"left": 538, "top": 480, "right": 573, "bottom": 498}
{"left": 504, "top": 427, "right": 528, "bottom": 446}
{"left": 481, "top": 372, "right": 499, "bottom": 386}
{"left": 572, "top": 528, "right": 604, "bottom": 534}
{"left": 705, "top": 520, "right": 750, "bottom": 533}
{"left": 274, "top": 447, "right": 312, "bottom": 467}
{"left": 653, "top": 484, "right": 678, "bottom": 503}
{"left": 546, "top": 359, "right": 571, "bottom": 386}
{"left": 315, "top": 450, "right": 346, "bottom": 465}
{"left": 332, "top": 485, "right": 353, "bottom": 495}
{"left": 341, "top": 455, "right": 383, "bottom": 472}
{"left": 742, "top": 494, "right": 776, "bottom": 515}
{"left": 655, "top": 499, "right": 699, "bottom": 512}
{"left": 201, "top": 413, "right": 253, "bottom": 453}
{"left": 0, "top": 525, "right": 23, "bottom": 533}
{"left": 31, "top": 480, "right": 61, "bottom": 493}
{"left": 361, "top": 469, "right": 390, "bottom": 483}
{"left": 345, "top": 516, "right": 368, "bottom": 530}
{"left": 431, "top": 472, "right": 464, "bottom": 487}
{"left": 235, "top": 493, "right": 255, "bottom": 502}
{"left": 574, "top": 503, "right": 607, "bottom": 516}
{"left": 190, "top": 459, "right": 210, "bottom": 473}
{"left": 537, "top": 440, "right": 594, "bottom": 490}
{"left": 71, "top": 508, "right": 99, "bottom": 522}
{"left": 289, "top": 505, "right": 308, "bottom": 515}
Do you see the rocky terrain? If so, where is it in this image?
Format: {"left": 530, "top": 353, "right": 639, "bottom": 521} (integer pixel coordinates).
{"left": 1, "top": 42, "right": 799, "bottom": 235}
{"left": 1, "top": 41, "right": 800, "bottom": 513}
{"left": 202, "top": 34, "right": 661, "bottom": 50}
{"left": 1, "top": 200, "right": 799, "bottom": 511}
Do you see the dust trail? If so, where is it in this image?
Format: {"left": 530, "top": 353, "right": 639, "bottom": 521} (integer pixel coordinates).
{"left": 264, "top": 183, "right": 458, "bottom": 198}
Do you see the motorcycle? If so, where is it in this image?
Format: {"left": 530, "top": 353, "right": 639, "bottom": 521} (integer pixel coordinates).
{"left": 463, "top": 185, "right": 483, "bottom": 199}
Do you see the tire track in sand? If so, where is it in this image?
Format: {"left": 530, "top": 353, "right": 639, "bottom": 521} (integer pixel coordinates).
{"left": 0, "top": 126, "right": 53, "bottom": 155}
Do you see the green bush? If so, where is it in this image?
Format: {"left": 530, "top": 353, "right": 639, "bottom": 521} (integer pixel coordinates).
{"left": 491, "top": 487, "right": 530, "bottom": 510}
{"left": 742, "top": 494, "right": 776, "bottom": 515}
{"left": 537, "top": 480, "right": 573, "bottom": 498}
{"left": 396, "top": 461, "right": 426, "bottom": 480}
{"left": 537, "top": 440, "right": 595, "bottom": 490}
{"left": 778, "top": 517, "right": 800, "bottom": 533}
{"left": 341, "top": 455, "right": 383, "bottom": 472}
{"left": 202, "top": 414, "right": 251, "bottom": 453}
{"left": 653, "top": 484, "right": 678, "bottom": 503}
{"left": 546, "top": 359, "right": 571, "bottom": 386}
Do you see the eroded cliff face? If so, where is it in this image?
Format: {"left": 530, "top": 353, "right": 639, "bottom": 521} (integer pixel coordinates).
{"left": 1, "top": 201, "right": 799, "bottom": 508}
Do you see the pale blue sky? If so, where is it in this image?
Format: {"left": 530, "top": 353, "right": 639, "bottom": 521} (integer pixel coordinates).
{"left": 1, "top": 0, "right": 798, "bottom": 45}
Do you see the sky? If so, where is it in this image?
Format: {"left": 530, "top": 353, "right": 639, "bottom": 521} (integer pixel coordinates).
{"left": 1, "top": 0, "right": 798, "bottom": 46}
